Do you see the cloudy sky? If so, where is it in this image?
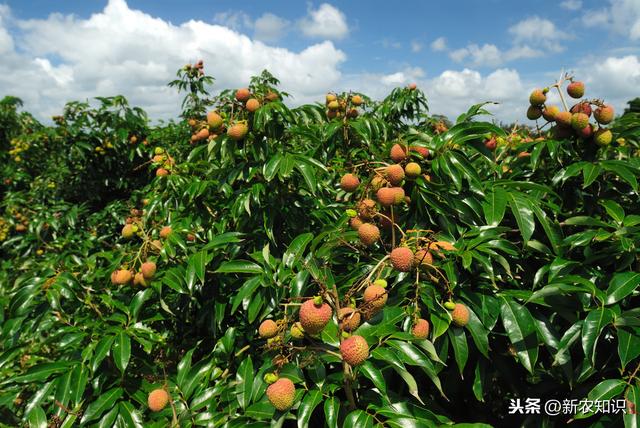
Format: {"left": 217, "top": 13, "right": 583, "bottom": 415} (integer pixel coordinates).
{"left": 0, "top": 0, "right": 639, "bottom": 123}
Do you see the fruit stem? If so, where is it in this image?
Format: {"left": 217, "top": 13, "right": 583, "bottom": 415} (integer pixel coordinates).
{"left": 553, "top": 70, "right": 570, "bottom": 112}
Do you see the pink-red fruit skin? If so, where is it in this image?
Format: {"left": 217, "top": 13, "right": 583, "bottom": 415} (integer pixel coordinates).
{"left": 340, "top": 335, "right": 369, "bottom": 366}
{"left": 148, "top": 389, "right": 170, "bottom": 412}
{"left": 412, "top": 318, "right": 430, "bottom": 339}
{"left": 452, "top": 304, "right": 470, "bottom": 327}
{"left": 299, "top": 299, "right": 332, "bottom": 335}
{"left": 390, "top": 247, "right": 414, "bottom": 272}
{"left": 266, "top": 378, "right": 296, "bottom": 411}
{"left": 567, "top": 81, "right": 585, "bottom": 99}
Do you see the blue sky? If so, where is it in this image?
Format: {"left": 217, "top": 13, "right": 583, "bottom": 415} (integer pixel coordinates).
{"left": 0, "top": 0, "right": 638, "bottom": 122}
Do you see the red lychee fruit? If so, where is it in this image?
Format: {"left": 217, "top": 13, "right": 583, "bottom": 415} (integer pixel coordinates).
{"left": 576, "top": 124, "right": 593, "bottom": 139}
{"left": 339, "top": 307, "right": 361, "bottom": 332}
{"left": 407, "top": 83, "right": 417, "bottom": 90}
{"left": 390, "top": 247, "right": 414, "bottom": 272}
{"left": 358, "top": 223, "right": 380, "bottom": 246}
{"left": 390, "top": 144, "right": 407, "bottom": 162}
{"left": 266, "top": 378, "right": 296, "bottom": 411}
{"left": 340, "top": 174, "right": 360, "bottom": 192}
{"left": 265, "top": 91, "right": 279, "bottom": 102}
{"left": 409, "top": 146, "right": 429, "bottom": 158}
{"left": 160, "top": 226, "right": 172, "bottom": 239}
{"left": 111, "top": 269, "right": 133, "bottom": 285}
{"left": 207, "top": 111, "right": 223, "bottom": 129}
{"left": 412, "top": 318, "right": 430, "bottom": 339}
{"left": 356, "top": 198, "right": 377, "bottom": 220}
{"left": 529, "top": 89, "right": 546, "bottom": 106}
{"left": 485, "top": 137, "right": 497, "bottom": 151}
{"left": 385, "top": 164, "right": 405, "bottom": 185}
{"left": 259, "top": 320, "right": 279, "bottom": 338}
{"left": 452, "top": 303, "right": 470, "bottom": 327}
{"left": 363, "top": 284, "right": 388, "bottom": 311}
{"left": 246, "top": 98, "right": 261, "bottom": 112}
{"left": 542, "top": 105, "right": 560, "bottom": 122}
{"left": 235, "top": 88, "right": 251, "bottom": 102}
{"left": 351, "top": 95, "right": 363, "bottom": 106}
{"left": 133, "top": 272, "right": 148, "bottom": 287}
{"left": 567, "top": 81, "right": 584, "bottom": 98}
{"left": 349, "top": 216, "right": 364, "bottom": 230}
{"left": 299, "top": 299, "right": 332, "bottom": 335}
{"left": 594, "top": 105, "right": 614, "bottom": 124}
{"left": 414, "top": 248, "right": 433, "bottom": 269}
{"left": 148, "top": 388, "right": 170, "bottom": 412}
{"left": 141, "top": 261, "right": 157, "bottom": 280}
{"left": 571, "top": 112, "right": 590, "bottom": 131}
{"left": 340, "top": 335, "right": 369, "bottom": 366}
{"left": 570, "top": 102, "right": 592, "bottom": 117}
{"left": 227, "top": 123, "right": 249, "bottom": 141}
{"left": 156, "top": 168, "right": 169, "bottom": 177}
{"left": 555, "top": 111, "right": 572, "bottom": 127}
{"left": 376, "top": 187, "right": 396, "bottom": 207}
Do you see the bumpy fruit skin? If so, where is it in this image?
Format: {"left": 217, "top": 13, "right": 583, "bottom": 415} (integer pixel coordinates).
{"left": 339, "top": 307, "right": 361, "bottom": 332}
{"left": 412, "top": 318, "right": 430, "bottom": 339}
{"left": 111, "top": 270, "right": 133, "bottom": 285}
{"left": 555, "top": 111, "right": 572, "bottom": 127}
{"left": 567, "top": 81, "right": 584, "bottom": 98}
{"left": 386, "top": 164, "right": 405, "bottom": 185}
{"left": 266, "top": 378, "right": 296, "bottom": 411}
{"left": 195, "top": 128, "right": 209, "bottom": 141}
{"left": 529, "top": 89, "right": 546, "bottom": 106}
{"left": 390, "top": 247, "right": 414, "bottom": 272}
{"left": 227, "top": 123, "right": 249, "bottom": 141}
{"left": 122, "top": 224, "right": 135, "bottom": 239}
{"left": 299, "top": 299, "right": 332, "bottom": 335}
{"left": 160, "top": 226, "right": 172, "bottom": 239}
{"left": 594, "top": 105, "right": 614, "bottom": 124}
{"left": 327, "top": 100, "right": 339, "bottom": 110}
{"left": 376, "top": 187, "right": 396, "bottom": 206}
{"left": 363, "top": 284, "right": 388, "bottom": 310}
{"left": 290, "top": 322, "right": 305, "bottom": 339}
{"left": 340, "top": 174, "right": 360, "bottom": 192}
{"left": 259, "top": 320, "right": 279, "bottom": 338}
{"left": 542, "top": 105, "right": 559, "bottom": 122}
{"left": 570, "top": 102, "right": 592, "bottom": 117}
{"left": 357, "top": 199, "right": 377, "bottom": 220}
{"left": 414, "top": 249, "right": 433, "bottom": 268}
{"left": 577, "top": 124, "right": 593, "bottom": 139}
{"left": 133, "top": 272, "right": 148, "bottom": 287}
{"left": 594, "top": 129, "right": 613, "bottom": 146}
{"left": 351, "top": 95, "right": 363, "bottom": 106}
{"left": 571, "top": 113, "right": 590, "bottom": 131}
{"left": 390, "top": 144, "right": 407, "bottom": 162}
{"left": 206, "top": 111, "right": 223, "bottom": 129}
{"left": 349, "top": 216, "right": 364, "bottom": 230}
{"left": 265, "top": 91, "right": 279, "bottom": 102}
{"left": 392, "top": 187, "right": 405, "bottom": 205}
{"left": 526, "top": 106, "right": 543, "bottom": 120}
{"left": 404, "top": 162, "right": 421, "bottom": 178}
{"left": 451, "top": 303, "right": 470, "bottom": 327}
{"left": 358, "top": 223, "right": 380, "bottom": 246}
{"left": 246, "top": 98, "right": 260, "bottom": 112}
{"left": 340, "top": 335, "right": 369, "bottom": 366}
{"left": 148, "top": 388, "right": 170, "bottom": 412}
{"left": 141, "top": 261, "right": 157, "bottom": 280}
{"left": 235, "top": 88, "right": 251, "bottom": 102}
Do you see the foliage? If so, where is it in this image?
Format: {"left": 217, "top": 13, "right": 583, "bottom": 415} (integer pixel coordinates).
{"left": 0, "top": 63, "right": 639, "bottom": 428}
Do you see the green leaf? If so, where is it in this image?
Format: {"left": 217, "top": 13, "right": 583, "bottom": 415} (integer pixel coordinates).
{"left": 574, "top": 379, "right": 626, "bottom": 419}
{"left": 482, "top": 187, "right": 508, "bottom": 226}
{"left": 606, "top": 272, "right": 640, "bottom": 305}
{"left": 582, "top": 308, "right": 614, "bottom": 365}
{"left": 582, "top": 163, "right": 601, "bottom": 188}
{"left": 600, "top": 200, "right": 626, "bottom": 224}
{"left": 112, "top": 331, "right": 131, "bottom": 374}
{"left": 235, "top": 357, "right": 254, "bottom": 410}
{"left": 500, "top": 298, "right": 538, "bottom": 374}
{"left": 215, "top": 260, "right": 263, "bottom": 274}
{"left": 466, "top": 309, "right": 489, "bottom": 358}
{"left": 117, "top": 401, "right": 144, "bottom": 428}
{"left": 297, "top": 390, "right": 322, "bottom": 428}
{"left": 28, "top": 405, "right": 47, "bottom": 428}
{"left": 344, "top": 410, "right": 374, "bottom": 428}
{"left": 12, "top": 362, "right": 73, "bottom": 383}
{"left": 618, "top": 327, "right": 640, "bottom": 370}
{"left": 80, "top": 387, "right": 123, "bottom": 424}
{"left": 447, "top": 327, "right": 468, "bottom": 376}
{"left": 177, "top": 348, "right": 195, "bottom": 390}
{"left": 324, "top": 397, "right": 340, "bottom": 428}
{"left": 508, "top": 193, "right": 535, "bottom": 243}
{"left": 553, "top": 321, "right": 583, "bottom": 366}
{"left": 361, "top": 361, "right": 387, "bottom": 396}
{"left": 624, "top": 385, "right": 640, "bottom": 428}
{"left": 283, "top": 233, "right": 313, "bottom": 268}
{"left": 91, "top": 335, "right": 114, "bottom": 373}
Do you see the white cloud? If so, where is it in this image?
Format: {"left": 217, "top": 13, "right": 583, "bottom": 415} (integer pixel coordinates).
{"left": 508, "top": 16, "right": 569, "bottom": 52}
{"left": 212, "top": 11, "right": 252, "bottom": 31}
{"left": 411, "top": 41, "right": 423, "bottom": 53}
{"left": 582, "top": 0, "right": 640, "bottom": 41}
{"left": 430, "top": 37, "right": 447, "bottom": 52}
{"left": 449, "top": 44, "right": 502, "bottom": 67}
{"left": 298, "top": 3, "right": 348, "bottom": 40}
{"left": 1, "top": 0, "right": 346, "bottom": 120}
{"left": 560, "top": 0, "right": 582, "bottom": 11}
{"left": 254, "top": 13, "right": 289, "bottom": 42}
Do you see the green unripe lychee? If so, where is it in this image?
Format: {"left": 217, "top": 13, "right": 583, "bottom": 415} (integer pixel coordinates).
{"left": 529, "top": 89, "right": 546, "bottom": 106}
{"left": 404, "top": 162, "right": 421, "bottom": 178}
{"left": 373, "top": 279, "right": 387, "bottom": 288}
{"left": 444, "top": 301, "right": 456, "bottom": 310}
{"left": 290, "top": 322, "right": 305, "bottom": 339}
{"left": 263, "top": 372, "right": 279, "bottom": 384}
{"left": 594, "top": 129, "right": 612, "bottom": 146}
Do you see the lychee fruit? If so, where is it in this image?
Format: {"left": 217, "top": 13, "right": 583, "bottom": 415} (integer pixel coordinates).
{"left": 148, "top": 388, "right": 170, "bottom": 412}
{"left": 552, "top": 124, "right": 574, "bottom": 139}
{"left": 327, "top": 100, "right": 340, "bottom": 110}
{"left": 594, "top": 105, "right": 614, "bottom": 124}
{"left": 385, "top": 164, "right": 405, "bottom": 185}
{"left": 376, "top": 187, "right": 396, "bottom": 207}
{"left": 363, "top": 284, "right": 388, "bottom": 311}
{"left": 141, "top": 261, "right": 157, "bottom": 280}
{"left": 567, "top": 81, "right": 584, "bottom": 98}
{"left": 227, "top": 123, "right": 249, "bottom": 141}
{"left": 349, "top": 216, "right": 364, "bottom": 230}
{"left": 290, "top": 322, "right": 305, "bottom": 339}
{"left": 326, "top": 93, "right": 337, "bottom": 103}
{"left": 571, "top": 112, "right": 590, "bottom": 131}
{"left": 339, "top": 307, "right": 361, "bottom": 332}
{"left": 542, "top": 105, "right": 560, "bottom": 122}
{"left": 412, "top": 318, "right": 430, "bottom": 339}
{"left": 160, "top": 226, "right": 172, "bottom": 239}
{"left": 576, "top": 124, "right": 593, "bottom": 139}
{"left": 150, "top": 239, "right": 162, "bottom": 253}
{"left": 195, "top": 128, "right": 210, "bottom": 141}
{"left": 235, "top": 88, "right": 251, "bottom": 102}
{"left": 246, "top": 98, "right": 261, "bottom": 112}
{"left": 156, "top": 168, "right": 169, "bottom": 177}
{"left": 414, "top": 249, "right": 433, "bottom": 269}
{"left": 358, "top": 223, "right": 380, "bottom": 247}
{"left": 340, "top": 335, "right": 369, "bottom": 366}
{"left": 133, "top": 272, "right": 148, "bottom": 287}
{"left": 404, "top": 162, "right": 421, "bottom": 179}
{"left": 111, "top": 269, "right": 133, "bottom": 285}
{"left": 570, "top": 102, "right": 592, "bottom": 117}
{"left": 410, "top": 146, "right": 429, "bottom": 158}
{"left": 370, "top": 175, "right": 386, "bottom": 191}
{"left": 390, "top": 144, "right": 407, "bottom": 162}
{"left": 356, "top": 199, "right": 377, "bottom": 220}
{"left": 407, "top": 83, "right": 417, "bottom": 90}
{"left": 451, "top": 303, "right": 470, "bottom": 327}
{"left": 594, "top": 129, "right": 612, "bottom": 146}
{"left": 259, "top": 320, "right": 279, "bottom": 338}
{"left": 265, "top": 91, "right": 279, "bottom": 102}
{"left": 207, "top": 111, "right": 223, "bottom": 129}
{"left": 121, "top": 224, "right": 135, "bottom": 239}
{"left": 351, "top": 95, "right": 363, "bottom": 106}
{"left": 390, "top": 247, "right": 414, "bottom": 272}
{"left": 555, "top": 111, "right": 572, "bottom": 127}
{"left": 484, "top": 137, "right": 497, "bottom": 151}
{"left": 340, "top": 174, "right": 360, "bottom": 192}
{"left": 529, "top": 89, "right": 546, "bottom": 106}
{"left": 526, "top": 106, "right": 543, "bottom": 120}
{"left": 266, "top": 378, "right": 296, "bottom": 411}
{"left": 299, "top": 299, "right": 332, "bottom": 335}
{"left": 392, "top": 187, "right": 406, "bottom": 205}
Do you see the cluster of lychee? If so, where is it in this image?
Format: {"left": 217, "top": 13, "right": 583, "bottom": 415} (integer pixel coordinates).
{"left": 129, "top": 135, "right": 148, "bottom": 146}
{"left": 527, "top": 79, "right": 614, "bottom": 146}
{"left": 0, "top": 217, "right": 9, "bottom": 241}
{"left": 151, "top": 147, "right": 176, "bottom": 177}
{"left": 11, "top": 210, "right": 29, "bottom": 234}
{"left": 8, "top": 138, "right": 29, "bottom": 163}
{"left": 182, "top": 59, "right": 205, "bottom": 79}
{"left": 324, "top": 92, "right": 364, "bottom": 120}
